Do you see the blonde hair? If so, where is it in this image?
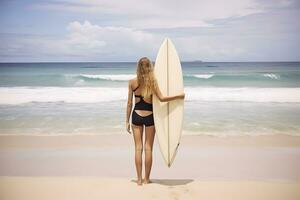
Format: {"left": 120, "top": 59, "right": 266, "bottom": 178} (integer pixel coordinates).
{"left": 136, "top": 57, "right": 157, "bottom": 99}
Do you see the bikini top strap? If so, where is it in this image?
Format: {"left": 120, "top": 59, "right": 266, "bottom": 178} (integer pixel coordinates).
{"left": 135, "top": 94, "right": 143, "bottom": 98}
{"left": 133, "top": 84, "right": 139, "bottom": 92}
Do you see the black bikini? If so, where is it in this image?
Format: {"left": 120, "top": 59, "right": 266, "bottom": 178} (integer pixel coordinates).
{"left": 131, "top": 84, "right": 154, "bottom": 127}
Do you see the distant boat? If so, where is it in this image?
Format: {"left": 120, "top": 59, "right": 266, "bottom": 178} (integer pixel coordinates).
{"left": 190, "top": 60, "right": 203, "bottom": 62}
{"left": 206, "top": 65, "right": 218, "bottom": 67}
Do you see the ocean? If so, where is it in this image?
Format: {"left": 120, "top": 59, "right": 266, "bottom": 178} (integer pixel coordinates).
{"left": 0, "top": 62, "right": 299, "bottom": 136}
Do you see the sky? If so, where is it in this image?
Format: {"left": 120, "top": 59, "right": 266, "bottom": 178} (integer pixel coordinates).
{"left": 0, "top": 0, "right": 299, "bottom": 62}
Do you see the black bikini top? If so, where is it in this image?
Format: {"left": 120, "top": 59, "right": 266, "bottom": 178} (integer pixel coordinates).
{"left": 133, "top": 85, "right": 153, "bottom": 111}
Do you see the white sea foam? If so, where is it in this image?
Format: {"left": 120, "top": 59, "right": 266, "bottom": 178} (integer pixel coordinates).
{"left": 186, "top": 87, "right": 300, "bottom": 103}
{"left": 263, "top": 73, "right": 280, "bottom": 79}
{"left": 66, "top": 73, "right": 282, "bottom": 82}
{"left": 78, "top": 74, "right": 135, "bottom": 81}
{"left": 1, "top": 87, "right": 300, "bottom": 105}
{"left": 192, "top": 74, "right": 215, "bottom": 79}
{"left": 0, "top": 87, "right": 127, "bottom": 104}
{"left": 72, "top": 73, "right": 217, "bottom": 81}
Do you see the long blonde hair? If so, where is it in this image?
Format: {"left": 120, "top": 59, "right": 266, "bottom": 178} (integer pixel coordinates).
{"left": 136, "top": 57, "right": 157, "bottom": 99}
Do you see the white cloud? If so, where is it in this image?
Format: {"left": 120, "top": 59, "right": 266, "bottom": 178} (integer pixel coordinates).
{"left": 1, "top": 0, "right": 299, "bottom": 62}
{"left": 0, "top": 21, "right": 161, "bottom": 62}
{"left": 0, "top": 20, "right": 249, "bottom": 62}
{"left": 55, "top": 20, "right": 249, "bottom": 61}
{"left": 32, "top": 0, "right": 272, "bottom": 29}
{"left": 61, "top": 20, "right": 159, "bottom": 58}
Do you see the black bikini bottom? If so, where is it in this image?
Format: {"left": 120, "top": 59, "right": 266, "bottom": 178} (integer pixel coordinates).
{"left": 132, "top": 110, "right": 154, "bottom": 127}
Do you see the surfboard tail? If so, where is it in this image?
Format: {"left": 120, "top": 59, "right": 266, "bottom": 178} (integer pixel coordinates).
{"left": 168, "top": 142, "right": 180, "bottom": 167}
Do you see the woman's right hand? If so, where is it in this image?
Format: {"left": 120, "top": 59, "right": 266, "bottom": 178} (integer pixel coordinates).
{"left": 178, "top": 92, "right": 185, "bottom": 99}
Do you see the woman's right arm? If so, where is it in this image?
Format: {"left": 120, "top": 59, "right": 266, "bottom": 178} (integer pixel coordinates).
{"left": 154, "top": 80, "right": 185, "bottom": 102}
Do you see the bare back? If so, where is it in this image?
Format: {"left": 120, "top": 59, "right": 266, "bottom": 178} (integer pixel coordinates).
{"left": 131, "top": 78, "right": 153, "bottom": 117}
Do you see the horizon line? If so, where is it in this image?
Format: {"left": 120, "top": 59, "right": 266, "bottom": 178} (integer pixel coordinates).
{"left": 0, "top": 60, "right": 300, "bottom": 63}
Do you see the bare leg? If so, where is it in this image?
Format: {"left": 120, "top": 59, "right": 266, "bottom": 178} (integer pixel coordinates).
{"left": 144, "top": 125, "right": 155, "bottom": 184}
{"left": 132, "top": 124, "right": 144, "bottom": 185}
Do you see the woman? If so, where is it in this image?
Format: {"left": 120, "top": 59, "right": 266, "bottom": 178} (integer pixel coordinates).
{"left": 126, "top": 57, "right": 185, "bottom": 186}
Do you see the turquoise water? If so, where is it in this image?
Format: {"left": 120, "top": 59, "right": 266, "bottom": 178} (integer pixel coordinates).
{"left": 0, "top": 62, "right": 300, "bottom": 136}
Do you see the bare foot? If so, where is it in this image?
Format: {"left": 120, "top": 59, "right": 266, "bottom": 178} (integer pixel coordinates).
{"left": 137, "top": 179, "right": 143, "bottom": 186}
{"left": 143, "top": 178, "right": 152, "bottom": 184}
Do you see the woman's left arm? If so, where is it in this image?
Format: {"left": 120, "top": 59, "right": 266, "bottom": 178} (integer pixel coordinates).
{"left": 126, "top": 80, "right": 133, "bottom": 134}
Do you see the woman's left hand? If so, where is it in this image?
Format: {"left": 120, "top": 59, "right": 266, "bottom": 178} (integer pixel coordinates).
{"left": 126, "top": 122, "right": 131, "bottom": 134}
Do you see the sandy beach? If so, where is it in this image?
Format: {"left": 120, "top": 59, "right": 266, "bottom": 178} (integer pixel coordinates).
{"left": 1, "top": 177, "right": 299, "bottom": 200}
{"left": 1, "top": 134, "right": 300, "bottom": 199}
{"left": 1, "top": 0, "right": 300, "bottom": 199}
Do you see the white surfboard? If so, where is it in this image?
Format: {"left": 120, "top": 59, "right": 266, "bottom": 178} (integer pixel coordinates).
{"left": 153, "top": 38, "right": 184, "bottom": 167}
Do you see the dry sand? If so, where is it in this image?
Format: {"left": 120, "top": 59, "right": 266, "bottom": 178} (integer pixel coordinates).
{"left": 1, "top": 176, "right": 300, "bottom": 200}
{"left": 1, "top": 134, "right": 300, "bottom": 199}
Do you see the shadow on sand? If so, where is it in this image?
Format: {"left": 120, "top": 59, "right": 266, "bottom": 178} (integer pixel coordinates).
{"left": 131, "top": 179, "right": 194, "bottom": 186}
